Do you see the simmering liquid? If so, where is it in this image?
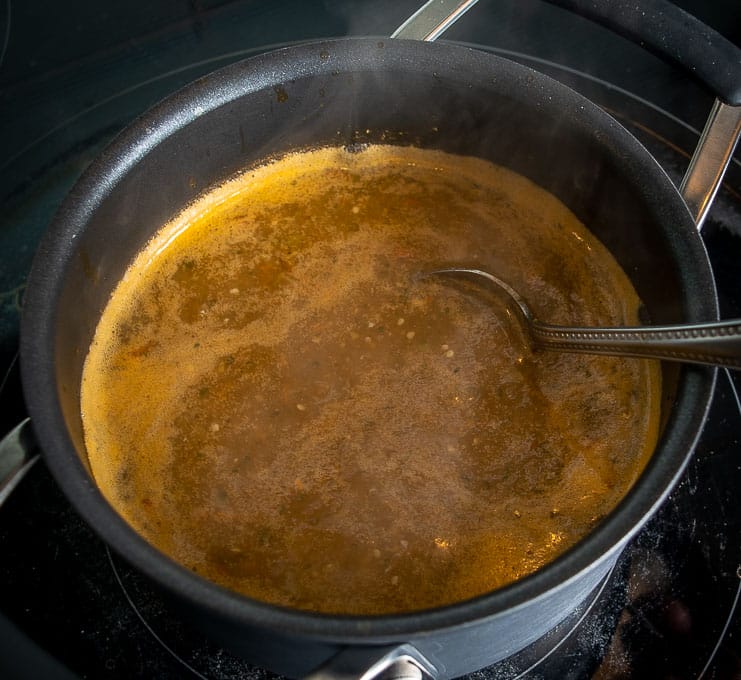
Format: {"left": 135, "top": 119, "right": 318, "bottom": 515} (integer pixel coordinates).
{"left": 81, "top": 145, "right": 660, "bottom": 615}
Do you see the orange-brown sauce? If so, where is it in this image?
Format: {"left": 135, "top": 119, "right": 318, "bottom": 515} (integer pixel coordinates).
{"left": 81, "top": 145, "right": 660, "bottom": 615}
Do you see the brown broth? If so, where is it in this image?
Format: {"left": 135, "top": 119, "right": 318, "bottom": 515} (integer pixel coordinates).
{"left": 81, "top": 145, "right": 661, "bottom": 615}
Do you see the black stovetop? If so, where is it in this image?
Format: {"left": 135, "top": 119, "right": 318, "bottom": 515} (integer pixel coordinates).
{"left": 1, "top": 2, "right": 740, "bottom": 678}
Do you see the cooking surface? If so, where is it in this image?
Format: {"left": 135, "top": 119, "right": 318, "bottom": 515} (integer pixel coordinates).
{"left": 0, "top": 0, "right": 740, "bottom": 678}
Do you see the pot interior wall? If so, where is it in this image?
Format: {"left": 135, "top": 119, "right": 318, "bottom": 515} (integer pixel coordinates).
{"left": 53, "top": 45, "right": 705, "bottom": 469}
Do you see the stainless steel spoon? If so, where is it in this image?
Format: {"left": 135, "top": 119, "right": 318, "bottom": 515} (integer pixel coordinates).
{"left": 430, "top": 268, "right": 741, "bottom": 369}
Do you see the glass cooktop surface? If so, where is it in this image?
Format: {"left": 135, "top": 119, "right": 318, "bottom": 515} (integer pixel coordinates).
{"left": 0, "top": 1, "right": 739, "bottom": 678}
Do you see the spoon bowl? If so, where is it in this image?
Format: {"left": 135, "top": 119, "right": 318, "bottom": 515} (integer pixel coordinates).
{"left": 430, "top": 268, "right": 741, "bottom": 369}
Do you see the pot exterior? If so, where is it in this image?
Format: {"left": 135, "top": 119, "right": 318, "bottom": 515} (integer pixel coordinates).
{"left": 20, "top": 39, "right": 717, "bottom": 677}
{"left": 181, "top": 548, "right": 621, "bottom": 678}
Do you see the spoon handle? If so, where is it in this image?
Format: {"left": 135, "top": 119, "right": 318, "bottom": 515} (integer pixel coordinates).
{"left": 530, "top": 319, "right": 741, "bottom": 368}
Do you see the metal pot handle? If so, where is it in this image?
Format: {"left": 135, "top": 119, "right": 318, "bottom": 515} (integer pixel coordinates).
{"left": 394, "top": 0, "right": 741, "bottom": 230}
{"left": 395, "top": 0, "right": 740, "bottom": 103}
{"left": 542, "top": 0, "right": 740, "bottom": 106}
{"left": 540, "top": 0, "right": 741, "bottom": 231}
{"left": 305, "top": 644, "right": 439, "bottom": 680}
{"left": 0, "top": 419, "right": 40, "bottom": 508}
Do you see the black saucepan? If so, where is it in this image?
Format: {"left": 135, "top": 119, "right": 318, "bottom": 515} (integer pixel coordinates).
{"left": 8, "top": 2, "right": 741, "bottom": 678}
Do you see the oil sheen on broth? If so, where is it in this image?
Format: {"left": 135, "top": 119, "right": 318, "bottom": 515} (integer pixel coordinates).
{"left": 81, "top": 145, "right": 661, "bottom": 615}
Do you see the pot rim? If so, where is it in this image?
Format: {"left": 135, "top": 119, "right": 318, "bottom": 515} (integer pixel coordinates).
{"left": 20, "top": 37, "right": 718, "bottom": 643}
